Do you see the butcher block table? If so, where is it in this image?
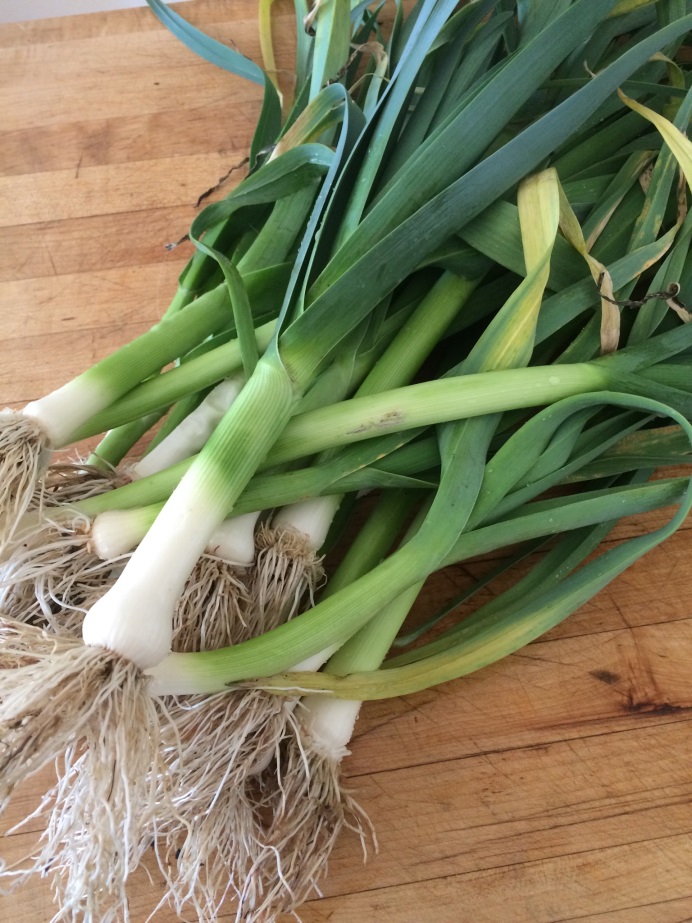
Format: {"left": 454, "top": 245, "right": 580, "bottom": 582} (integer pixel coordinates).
{"left": 2, "top": 2, "right": 692, "bottom": 921}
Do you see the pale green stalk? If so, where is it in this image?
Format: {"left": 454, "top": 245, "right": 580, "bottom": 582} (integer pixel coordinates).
{"left": 71, "top": 321, "right": 277, "bottom": 440}
{"left": 27, "top": 285, "right": 236, "bottom": 449}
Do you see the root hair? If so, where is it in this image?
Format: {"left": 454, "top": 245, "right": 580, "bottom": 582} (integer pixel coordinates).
{"left": 239, "top": 718, "right": 375, "bottom": 921}
{"left": 0, "top": 514, "right": 119, "bottom": 637}
{"left": 251, "top": 525, "right": 325, "bottom": 632}
{"left": 39, "top": 671, "right": 173, "bottom": 922}
{"left": 172, "top": 555, "right": 253, "bottom": 653}
{"left": 0, "top": 627, "right": 175, "bottom": 922}
{"left": 160, "top": 690, "right": 296, "bottom": 921}
{"left": 0, "top": 617, "right": 76, "bottom": 670}
{"left": 158, "top": 532, "right": 325, "bottom": 919}
{"left": 41, "top": 460, "right": 126, "bottom": 505}
{"left": 0, "top": 412, "right": 49, "bottom": 552}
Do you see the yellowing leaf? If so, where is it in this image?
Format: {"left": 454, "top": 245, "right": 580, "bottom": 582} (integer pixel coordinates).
{"left": 618, "top": 89, "right": 692, "bottom": 192}
{"left": 480, "top": 169, "right": 560, "bottom": 371}
{"left": 518, "top": 168, "right": 560, "bottom": 275}
{"left": 608, "top": 0, "right": 657, "bottom": 17}
{"left": 557, "top": 182, "right": 620, "bottom": 354}
{"left": 259, "top": 0, "right": 282, "bottom": 100}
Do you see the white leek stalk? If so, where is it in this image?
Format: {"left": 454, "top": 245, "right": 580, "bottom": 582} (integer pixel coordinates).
{"left": 131, "top": 376, "right": 244, "bottom": 479}
{"left": 90, "top": 508, "right": 157, "bottom": 561}
{"left": 81, "top": 352, "right": 297, "bottom": 670}
{"left": 271, "top": 494, "right": 341, "bottom": 552}
{"left": 82, "top": 476, "right": 223, "bottom": 668}
{"left": 205, "top": 511, "right": 260, "bottom": 565}
{"left": 295, "top": 695, "right": 360, "bottom": 756}
{"left": 23, "top": 379, "right": 114, "bottom": 450}
{"left": 91, "top": 508, "right": 260, "bottom": 565}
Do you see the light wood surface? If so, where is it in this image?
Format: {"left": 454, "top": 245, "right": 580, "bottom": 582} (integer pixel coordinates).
{"left": 2, "top": 3, "right": 692, "bottom": 921}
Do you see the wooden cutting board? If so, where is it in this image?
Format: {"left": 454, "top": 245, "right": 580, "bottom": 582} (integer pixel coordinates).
{"left": 2, "top": 2, "right": 692, "bottom": 921}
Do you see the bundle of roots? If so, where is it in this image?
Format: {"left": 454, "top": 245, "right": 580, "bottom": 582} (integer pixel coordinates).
{"left": 239, "top": 716, "right": 375, "bottom": 921}
{"left": 0, "top": 516, "right": 117, "bottom": 638}
{"left": 172, "top": 554, "right": 254, "bottom": 652}
{"left": 0, "top": 412, "right": 49, "bottom": 552}
{"left": 0, "top": 625, "right": 176, "bottom": 922}
{"left": 252, "top": 525, "right": 325, "bottom": 630}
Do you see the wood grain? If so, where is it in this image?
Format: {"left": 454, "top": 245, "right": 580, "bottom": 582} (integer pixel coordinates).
{"left": 1, "top": 3, "right": 691, "bottom": 922}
